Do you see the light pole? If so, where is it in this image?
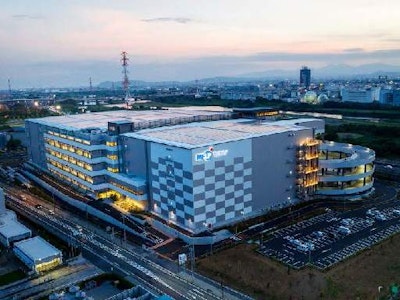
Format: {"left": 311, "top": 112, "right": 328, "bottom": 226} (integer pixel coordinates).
{"left": 235, "top": 210, "right": 245, "bottom": 235}
{"left": 190, "top": 241, "right": 195, "bottom": 282}
{"left": 121, "top": 214, "right": 127, "bottom": 244}
{"left": 52, "top": 191, "right": 56, "bottom": 212}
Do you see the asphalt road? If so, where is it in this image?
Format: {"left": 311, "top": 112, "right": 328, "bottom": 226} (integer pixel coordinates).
{"left": 4, "top": 190, "right": 250, "bottom": 300}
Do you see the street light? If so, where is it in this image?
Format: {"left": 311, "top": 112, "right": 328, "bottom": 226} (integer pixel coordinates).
{"left": 121, "top": 214, "right": 127, "bottom": 244}
{"left": 235, "top": 210, "right": 245, "bottom": 234}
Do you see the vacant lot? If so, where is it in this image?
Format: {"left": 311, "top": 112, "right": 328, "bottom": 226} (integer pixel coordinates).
{"left": 197, "top": 233, "right": 400, "bottom": 299}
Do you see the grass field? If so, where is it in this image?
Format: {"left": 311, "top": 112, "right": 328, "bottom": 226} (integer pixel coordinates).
{"left": 0, "top": 270, "right": 26, "bottom": 286}
{"left": 197, "top": 234, "right": 400, "bottom": 299}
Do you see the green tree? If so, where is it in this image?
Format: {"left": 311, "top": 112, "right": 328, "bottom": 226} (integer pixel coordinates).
{"left": 6, "top": 137, "right": 21, "bottom": 150}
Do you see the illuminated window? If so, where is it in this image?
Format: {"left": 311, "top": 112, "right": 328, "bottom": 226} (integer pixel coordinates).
{"left": 107, "top": 167, "right": 119, "bottom": 173}
{"left": 106, "top": 141, "right": 117, "bottom": 147}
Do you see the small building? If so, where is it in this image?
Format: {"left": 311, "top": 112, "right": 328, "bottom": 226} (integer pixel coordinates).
{"left": 13, "top": 236, "right": 62, "bottom": 273}
{"left": 0, "top": 188, "right": 32, "bottom": 247}
{"left": 0, "top": 219, "right": 32, "bottom": 247}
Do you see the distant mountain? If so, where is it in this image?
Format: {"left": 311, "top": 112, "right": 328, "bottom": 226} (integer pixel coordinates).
{"left": 97, "top": 63, "right": 400, "bottom": 88}
{"left": 97, "top": 80, "right": 187, "bottom": 89}
{"left": 97, "top": 80, "right": 148, "bottom": 89}
{"left": 236, "top": 69, "right": 297, "bottom": 79}
{"left": 313, "top": 63, "right": 400, "bottom": 78}
{"left": 238, "top": 63, "right": 400, "bottom": 80}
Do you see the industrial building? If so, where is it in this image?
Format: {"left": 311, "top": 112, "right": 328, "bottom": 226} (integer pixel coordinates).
{"left": 0, "top": 188, "right": 32, "bottom": 247}
{"left": 25, "top": 108, "right": 375, "bottom": 233}
{"left": 13, "top": 236, "right": 62, "bottom": 273}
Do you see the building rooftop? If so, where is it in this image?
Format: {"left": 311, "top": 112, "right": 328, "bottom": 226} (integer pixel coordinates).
{"left": 0, "top": 219, "right": 31, "bottom": 239}
{"left": 125, "top": 119, "right": 310, "bottom": 149}
{"left": 14, "top": 236, "right": 61, "bottom": 262}
{"left": 28, "top": 109, "right": 230, "bottom": 131}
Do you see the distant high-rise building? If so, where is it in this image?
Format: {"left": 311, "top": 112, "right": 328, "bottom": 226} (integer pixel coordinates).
{"left": 300, "top": 66, "right": 311, "bottom": 88}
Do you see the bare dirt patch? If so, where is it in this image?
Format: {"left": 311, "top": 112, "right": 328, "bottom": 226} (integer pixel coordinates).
{"left": 197, "top": 234, "right": 400, "bottom": 299}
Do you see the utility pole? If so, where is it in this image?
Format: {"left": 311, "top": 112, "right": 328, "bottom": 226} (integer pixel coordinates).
{"left": 89, "top": 77, "right": 93, "bottom": 93}
{"left": 52, "top": 191, "right": 55, "bottom": 211}
{"left": 7, "top": 78, "right": 12, "bottom": 100}
{"left": 190, "top": 242, "right": 195, "bottom": 282}
{"left": 121, "top": 214, "right": 127, "bottom": 244}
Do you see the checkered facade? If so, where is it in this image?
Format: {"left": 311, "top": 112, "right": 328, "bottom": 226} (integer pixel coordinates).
{"left": 151, "top": 156, "right": 195, "bottom": 230}
{"left": 150, "top": 140, "right": 253, "bottom": 233}
{"left": 192, "top": 156, "right": 253, "bottom": 229}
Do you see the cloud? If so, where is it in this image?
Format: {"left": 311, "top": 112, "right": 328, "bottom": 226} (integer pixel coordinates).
{"left": 384, "top": 38, "right": 400, "bottom": 43}
{"left": 141, "top": 17, "right": 193, "bottom": 24}
{"left": 12, "top": 14, "right": 44, "bottom": 20}
{"left": 194, "top": 48, "right": 400, "bottom": 64}
{"left": 343, "top": 48, "right": 364, "bottom": 53}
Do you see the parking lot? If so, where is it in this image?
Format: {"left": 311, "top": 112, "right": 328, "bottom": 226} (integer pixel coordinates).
{"left": 259, "top": 198, "right": 400, "bottom": 270}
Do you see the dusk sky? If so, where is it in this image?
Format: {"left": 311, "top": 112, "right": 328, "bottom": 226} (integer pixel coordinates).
{"left": 1, "top": 0, "right": 400, "bottom": 88}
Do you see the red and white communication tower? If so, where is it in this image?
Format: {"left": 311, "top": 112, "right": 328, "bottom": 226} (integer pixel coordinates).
{"left": 121, "top": 51, "right": 131, "bottom": 102}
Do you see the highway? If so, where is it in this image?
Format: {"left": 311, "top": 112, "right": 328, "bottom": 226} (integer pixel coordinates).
{"left": 4, "top": 187, "right": 251, "bottom": 300}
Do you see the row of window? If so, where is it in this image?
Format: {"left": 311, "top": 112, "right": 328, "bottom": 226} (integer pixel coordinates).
{"left": 46, "top": 149, "right": 93, "bottom": 171}
{"left": 48, "top": 130, "right": 91, "bottom": 145}
{"left": 45, "top": 138, "right": 92, "bottom": 158}
{"left": 47, "top": 158, "right": 94, "bottom": 184}
{"left": 50, "top": 169, "right": 92, "bottom": 191}
{"left": 109, "top": 180, "right": 145, "bottom": 196}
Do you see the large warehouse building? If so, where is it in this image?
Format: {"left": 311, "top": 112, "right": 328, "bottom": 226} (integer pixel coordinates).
{"left": 25, "top": 108, "right": 374, "bottom": 233}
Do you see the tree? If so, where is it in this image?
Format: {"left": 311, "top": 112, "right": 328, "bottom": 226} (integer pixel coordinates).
{"left": 6, "top": 137, "right": 21, "bottom": 150}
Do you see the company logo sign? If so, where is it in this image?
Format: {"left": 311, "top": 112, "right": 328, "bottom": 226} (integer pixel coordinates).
{"left": 195, "top": 146, "right": 229, "bottom": 162}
